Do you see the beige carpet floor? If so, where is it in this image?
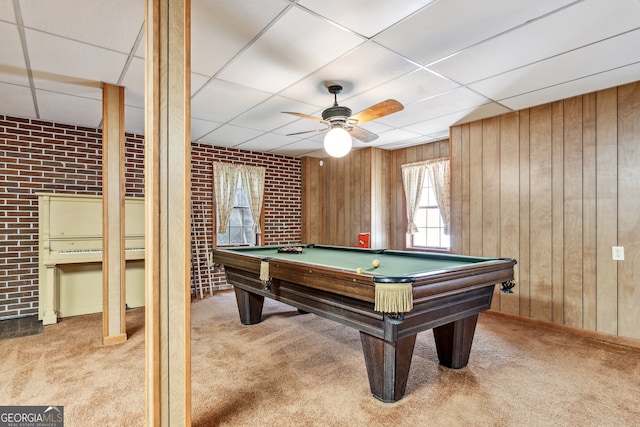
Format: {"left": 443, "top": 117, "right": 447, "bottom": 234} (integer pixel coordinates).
{"left": 1, "top": 290, "right": 639, "bottom": 426}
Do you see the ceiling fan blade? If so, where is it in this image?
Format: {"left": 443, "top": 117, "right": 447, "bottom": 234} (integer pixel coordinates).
{"left": 282, "top": 111, "right": 324, "bottom": 122}
{"left": 350, "top": 99, "right": 403, "bottom": 125}
{"left": 286, "top": 128, "right": 327, "bottom": 137}
{"left": 348, "top": 126, "right": 378, "bottom": 143}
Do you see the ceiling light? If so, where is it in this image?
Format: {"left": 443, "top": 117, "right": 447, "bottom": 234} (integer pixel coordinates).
{"left": 323, "top": 127, "right": 352, "bottom": 158}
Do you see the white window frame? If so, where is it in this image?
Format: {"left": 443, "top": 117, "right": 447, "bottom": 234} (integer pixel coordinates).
{"left": 215, "top": 179, "right": 258, "bottom": 247}
{"left": 407, "top": 172, "right": 450, "bottom": 251}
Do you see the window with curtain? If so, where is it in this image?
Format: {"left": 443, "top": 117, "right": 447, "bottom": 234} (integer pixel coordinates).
{"left": 401, "top": 158, "right": 450, "bottom": 250}
{"left": 216, "top": 178, "right": 255, "bottom": 245}
{"left": 213, "top": 162, "right": 265, "bottom": 246}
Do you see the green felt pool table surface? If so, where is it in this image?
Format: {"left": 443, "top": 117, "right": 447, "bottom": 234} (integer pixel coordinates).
{"left": 224, "top": 244, "right": 500, "bottom": 279}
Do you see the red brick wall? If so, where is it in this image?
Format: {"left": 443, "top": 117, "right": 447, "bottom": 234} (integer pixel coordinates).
{"left": 0, "top": 115, "right": 302, "bottom": 320}
{"left": 191, "top": 145, "right": 303, "bottom": 291}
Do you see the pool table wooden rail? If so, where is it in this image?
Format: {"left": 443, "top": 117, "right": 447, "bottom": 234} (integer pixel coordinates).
{"left": 212, "top": 248, "right": 515, "bottom": 305}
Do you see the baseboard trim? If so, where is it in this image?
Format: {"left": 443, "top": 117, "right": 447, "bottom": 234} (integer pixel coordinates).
{"left": 485, "top": 310, "right": 640, "bottom": 352}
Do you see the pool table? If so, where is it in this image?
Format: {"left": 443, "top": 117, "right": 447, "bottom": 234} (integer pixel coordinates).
{"left": 212, "top": 244, "right": 516, "bottom": 402}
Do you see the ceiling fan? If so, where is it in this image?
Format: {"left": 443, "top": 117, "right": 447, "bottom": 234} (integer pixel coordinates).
{"left": 282, "top": 84, "right": 404, "bottom": 157}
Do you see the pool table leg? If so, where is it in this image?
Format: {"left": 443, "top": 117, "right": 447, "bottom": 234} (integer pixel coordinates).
{"left": 234, "top": 287, "right": 265, "bottom": 325}
{"left": 432, "top": 314, "right": 479, "bottom": 369}
{"left": 360, "top": 332, "right": 417, "bottom": 403}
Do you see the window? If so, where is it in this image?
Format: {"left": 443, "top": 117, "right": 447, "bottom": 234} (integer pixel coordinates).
{"left": 216, "top": 179, "right": 256, "bottom": 246}
{"left": 402, "top": 158, "right": 450, "bottom": 251}
{"left": 409, "top": 173, "right": 450, "bottom": 250}
{"left": 213, "top": 162, "right": 265, "bottom": 247}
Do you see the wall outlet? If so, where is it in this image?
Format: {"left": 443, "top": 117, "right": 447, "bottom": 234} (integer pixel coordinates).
{"left": 612, "top": 246, "right": 624, "bottom": 261}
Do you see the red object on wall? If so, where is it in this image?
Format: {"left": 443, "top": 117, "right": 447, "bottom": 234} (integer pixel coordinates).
{"left": 357, "top": 233, "right": 370, "bottom": 248}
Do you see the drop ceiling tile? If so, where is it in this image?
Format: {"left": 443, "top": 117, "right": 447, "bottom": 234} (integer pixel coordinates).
{"left": 36, "top": 90, "right": 102, "bottom": 128}
{"left": 0, "top": 22, "right": 30, "bottom": 86}
{"left": 191, "top": 78, "right": 271, "bottom": 122}
{"left": 134, "top": 34, "right": 144, "bottom": 59}
{"left": 368, "top": 69, "right": 460, "bottom": 106}
{"left": 124, "top": 105, "right": 144, "bottom": 135}
{"left": 0, "top": 1, "right": 14, "bottom": 21}
{"left": 499, "top": 62, "right": 640, "bottom": 111}
{"left": 426, "top": 131, "right": 450, "bottom": 140}
{"left": 400, "top": 102, "right": 511, "bottom": 137}
{"left": 197, "top": 124, "right": 264, "bottom": 147}
{"left": 2, "top": 0, "right": 640, "bottom": 157}
{"left": 374, "top": 0, "right": 576, "bottom": 66}
{"left": 470, "top": 29, "right": 640, "bottom": 103}
{"left": 121, "top": 57, "right": 144, "bottom": 109}
{"left": 403, "top": 111, "right": 471, "bottom": 135}
{"left": 429, "top": 0, "right": 640, "bottom": 84}
{"left": 277, "top": 80, "right": 337, "bottom": 109}
{"left": 234, "top": 133, "right": 302, "bottom": 152}
{"left": 350, "top": 140, "right": 374, "bottom": 150}
{"left": 280, "top": 42, "right": 418, "bottom": 107}
{"left": 269, "top": 139, "right": 324, "bottom": 157}
{"left": 191, "top": 0, "right": 287, "bottom": 76}
{"left": 381, "top": 135, "right": 440, "bottom": 150}
{"left": 191, "top": 73, "right": 213, "bottom": 95}
{"left": 298, "top": 0, "right": 436, "bottom": 38}
{"left": 304, "top": 131, "right": 330, "bottom": 144}
{"left": 191, "top": 118, "right": 222, "bottom": 141}
{"left": 328, "top": 69, "right": 459, "bottom": 125}
{"left": 377, "top": 87, "right": 492, "bottom": 128}
{"left": 371, "top": 128, "right": 423, "bottom": 145}
{"left": 272, "top": 117, "right": 328, "bottom": 138}
{"left": 0, "top": 83, "right": 36, "bottom": 118}
{"left": 231, "top": 95, "right": 321, "bottom": 132}
{"left": 120, "top": 62, "right": 211, "bottom": 111}
{"left": 19, "top": 0, "right": 143, "bottom": 54}
{"left": 452, "top": 102, "right": 513, "bottom": 125}
{"left": 350, "top": 121, "right": 394, "bottom": 140}
{"left": 26, "top": 29, "right": 126, "bottom": 95}
{"left": 217, "top": 7, "right": 365, "bottom": 93}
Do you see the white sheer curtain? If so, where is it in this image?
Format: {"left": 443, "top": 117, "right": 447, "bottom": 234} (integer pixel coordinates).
{"left": 213, "top": 162, "right": 239, "bottom": 233}
{"left": 401, "top": 162, "right": 426, "bottom": 235}
{"left": 425, "top": 158, "right": 451, "bottom": 235}
{"left": 240, "top": 164, "right": 266, "bottom": 234}
{"left": 401, "top": 157, "right": 450, "bottom": 235}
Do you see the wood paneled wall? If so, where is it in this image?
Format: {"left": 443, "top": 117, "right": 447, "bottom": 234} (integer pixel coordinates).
{"left": 388, "top": 141, "right": 450, "bottom": 249}
{"left": 302, "top": 148, "right": 388, "bottom": 247}
{"left": 450, "top": 82, "right": 640, "bottom": 340}
{"left": 301, "top": 140, "right": 449, "bottom": 249}
{"left": 301, "top": 82, "right": 639, "bottom": 340}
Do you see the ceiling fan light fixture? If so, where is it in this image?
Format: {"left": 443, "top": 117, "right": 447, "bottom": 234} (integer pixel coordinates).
{"left": 283, "top": 82, "right": 403, "bottom": 148}
{"left": 323, "top": 126, "right": 352, "bottom": 158}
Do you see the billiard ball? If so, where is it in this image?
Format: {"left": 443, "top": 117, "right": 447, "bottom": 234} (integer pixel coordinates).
{"left": 371, "top": 259, "right": 380, "bottom": 268}
{"left": 356, "top": 268, "right": 363, "bottom": 274}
